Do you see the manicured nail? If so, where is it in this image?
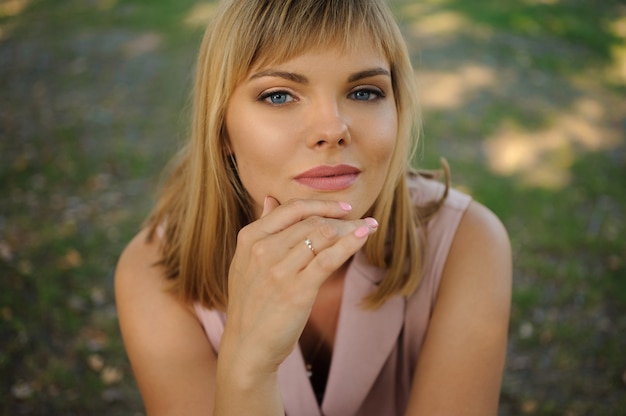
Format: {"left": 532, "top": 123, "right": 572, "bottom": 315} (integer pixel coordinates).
{"left": 339, "top": 201, "right": 352, "bottom": 211}
{"left": 354, "top": 225, "right": 370, "bottom": 238}
{"left": 364, "top": 217, "right": 378, "bottom": 229}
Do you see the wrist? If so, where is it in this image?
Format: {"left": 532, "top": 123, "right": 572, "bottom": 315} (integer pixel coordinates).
{"left": 214, "top": 354, "right": 283, "bottom": 416}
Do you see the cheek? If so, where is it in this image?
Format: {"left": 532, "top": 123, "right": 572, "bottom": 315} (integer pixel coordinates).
{"left": 361, "top": 109, "right": 398, "bottom": 164}
{"left": 227, "top": 116, "right": 291, "bottom": 202}
{"left": 227, "top": 100, "right": 296, "bottom": 163}
{"left": 231, "top": 139, "right": 276, "bottom": 188}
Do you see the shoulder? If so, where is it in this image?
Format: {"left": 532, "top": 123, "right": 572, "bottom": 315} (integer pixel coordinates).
{"left": 114, "top": 228, "right": 199, "bottom": 355}
{"left": 115, "top": 230, "right": 217, "bottom": 414}
{"left": 435, "top": 198, "right": 512, "bottom": 336}
{"left": 405, "top": 201, "right": 511, "bottom": 414}
{"left": 404, "top": 172, "right": 507, "bottom": 277}
{"left": 115, "top": 228, "right": 177, "bottom": 314}
{"left": 116, "top": 228, "right": 161, "bottom": 289}
{"left": 115, "top": 228, "right": 203, "bottom": 346}
{"left": 448, "top": 200, "right": 511, "bottom": 282}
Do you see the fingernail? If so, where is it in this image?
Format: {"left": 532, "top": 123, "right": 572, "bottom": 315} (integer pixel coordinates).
{"left": 354, "top": 225, "right": 370, "bottom": 238}
{"left": 339, "top": 201, "right": 352, "bottom": 211}
{"left": 261, "top": 196, "right": 272, "bottom": 216}
{"left": 365, "top": 217, "right": 378, "bottom": 229}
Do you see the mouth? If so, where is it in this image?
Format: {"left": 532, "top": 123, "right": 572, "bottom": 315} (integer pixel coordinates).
{"left": 294, "top": 164, "right": 361, "bottom": 191}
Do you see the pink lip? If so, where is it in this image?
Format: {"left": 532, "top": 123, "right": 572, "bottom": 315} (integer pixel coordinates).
{"left": 294, "top": 164, "right": 361, "bottom": 191}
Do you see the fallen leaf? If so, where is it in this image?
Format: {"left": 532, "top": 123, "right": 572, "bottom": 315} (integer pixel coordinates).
{"left": 521, "top": 399, "right": 538, "bottom": 414}
{"left": 61, "top": 249, "right": 82, "bottom": 269}
{"left": 68, "top": 295, "right": 87, "bottom": 312}
{"left": 86, "top": 173, "right": 111, "bottom": 191}
{"left": 102, "top": 387, "right": 124, "bottom": 403}
{"left": 607, "top": 255, "right": 621, "bottom": 271}
{"left": 90, "top": 286, "right": 106, "bottom": 305}
{"left": 0, "top": 240, "right": 13, "bottom": 261}
{"left": 11, "top": 381, "right": 33, "bottom": 400}
{"left": 101, "top": 366, "right": 123, "bottom": 385}
{"left": 88, "top": 354, "right": 104, "bottom": 372}
{"left": 17, "top": 260, "right": 32, "bottom": 275}
{"left": 1, "top": 306, "right": 13, "bottom": 320}
{"left": 519, "top": 322, "right": 534, "bottom": 339}
{"left": 81, "top": 327, "right": 108, "bottom": 351}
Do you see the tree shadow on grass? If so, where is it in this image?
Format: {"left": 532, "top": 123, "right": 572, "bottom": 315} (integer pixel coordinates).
{"left": 1, "top": 0, "right": 215, "bottom": 414}
{"left": 393, "top": 0, "right": 626, "bottom": 414}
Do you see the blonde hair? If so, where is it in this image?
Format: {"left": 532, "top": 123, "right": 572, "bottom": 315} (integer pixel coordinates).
{"left": 147, "top": 0, "right": 443, "bottom": 310}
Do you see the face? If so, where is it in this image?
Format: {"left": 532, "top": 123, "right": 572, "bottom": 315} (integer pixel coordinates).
{"left": 225, "top": 36, "right": 398, "bottom": 220}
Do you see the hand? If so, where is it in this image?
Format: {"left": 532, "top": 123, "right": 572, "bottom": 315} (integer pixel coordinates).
{"left": 220, "top": 196, "right": 378, "bottom": 379}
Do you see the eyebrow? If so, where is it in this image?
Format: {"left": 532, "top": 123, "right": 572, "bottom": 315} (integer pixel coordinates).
{"left": 249, "top": 70, "right": 309, "bottom": 84}
{"left": 248, "top": 67, "right": 391, "bottom": 84}
{"left": 347, "top": 67, "right": 391, "bottom": 82}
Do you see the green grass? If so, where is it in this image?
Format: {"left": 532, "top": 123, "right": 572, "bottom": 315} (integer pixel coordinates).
{"left": 1, "top": 0, "right": 625, "bottom": 414}
{"left": 437, "top": 0, "right": 625, "bottom": 62}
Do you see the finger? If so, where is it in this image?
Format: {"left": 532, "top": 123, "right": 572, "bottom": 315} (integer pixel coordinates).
{"left": 256, "top": 199, "right": 353, "bottom": 235}
{"left": 304, "top": 217, "right": 378, "bottom": 259}
{"left": 271, "top": 217, "right": 378, "bottom": 277}
{"left": 257, "top": 213, "right": 374, "bottom": 264}
{"left": 261, "top": 196, "right": 280, "bottom": 218}
{"left": 301, "top": 223, "right": 377, "bottom": 286}
{"left": 290, "top": 215, "right": 378, "bottom": 254}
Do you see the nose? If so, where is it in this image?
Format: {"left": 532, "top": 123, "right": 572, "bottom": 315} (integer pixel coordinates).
{"left": 305, "top": 99, "right": 351, "bottom": 148}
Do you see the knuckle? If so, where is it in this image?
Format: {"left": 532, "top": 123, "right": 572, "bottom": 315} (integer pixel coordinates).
{"left": 287, "top": 198, "right": 307, "bottom": 212}
{"left": 250, "top": 240, "right": 269, "bottom": 258}
{"left": 315, "top": 253, "right": 337, "bottom": 272}
{"left": 267, "top": 265, "right": 288, "bottom": 282}
{"left": 306, "top": 215, "right": 324, "bottom": 229}
{"left": 236, "top": 224, "right": 254, "bottom": 245}
{"left": 318, "top": 221, "right": 338, "bottom": 240}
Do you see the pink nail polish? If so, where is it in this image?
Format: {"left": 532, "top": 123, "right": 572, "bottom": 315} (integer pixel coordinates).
{"left": 339, "top": 201, "right": 352, "bottom": 211}
{"left": 365, "top": 217, "right": 378, "bottom": 229}
{"left": 354, "top": 225, "right": 369, "bottom": 238}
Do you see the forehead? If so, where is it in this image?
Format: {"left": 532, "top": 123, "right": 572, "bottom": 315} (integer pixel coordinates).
{"left": 249, "top": 31, "right": 389, "bottom": 75}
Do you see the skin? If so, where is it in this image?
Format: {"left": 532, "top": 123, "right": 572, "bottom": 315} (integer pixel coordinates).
{"left": 115, "top": 34, "right": 512, "bottom": 416}
{"left": 226, "top": 41, "right": 397, "bottom": 220}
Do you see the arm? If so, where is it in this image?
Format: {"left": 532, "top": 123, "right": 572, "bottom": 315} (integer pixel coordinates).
{"left": 116, "top": 199, "right": 378, "bottom": 415}
{"left": 406, "top": 201, "right": 512, "bottom": 415}
{"left": 214, "top": 197, "right": 377, "bottom": 415}
{"left": 115, "top": 230, "right": 218, "bottom": 415}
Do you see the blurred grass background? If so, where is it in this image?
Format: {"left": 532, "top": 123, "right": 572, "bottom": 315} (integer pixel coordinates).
{"left": 1, "top": 0, "right": 625, "bottom": 414}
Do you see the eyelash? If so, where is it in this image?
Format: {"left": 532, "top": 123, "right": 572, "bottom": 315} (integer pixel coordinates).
{"left": 258, "top": 90, "right": 295, "bottom": 105}
{"left": 257, "top": 86, "right": 386, "bottom": 106}
{"left": 349, "top": 87, "right": 385, "bottom": 101}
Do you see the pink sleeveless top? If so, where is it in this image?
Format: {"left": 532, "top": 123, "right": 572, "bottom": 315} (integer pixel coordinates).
{"left": 194, "top": 175, "right": 472, "bottom": 416}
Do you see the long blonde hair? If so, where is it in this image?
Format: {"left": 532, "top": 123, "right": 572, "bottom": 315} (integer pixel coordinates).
{"left": 147, "top": 0, "right": 441, "bottom": 310}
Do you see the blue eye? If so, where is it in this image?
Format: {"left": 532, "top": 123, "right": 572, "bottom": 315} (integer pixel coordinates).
{"left": 350, "top": 88, "right": 383, "bottom": 101}
{"left": 261, "top": 91, "right": 293, "bottom": 105}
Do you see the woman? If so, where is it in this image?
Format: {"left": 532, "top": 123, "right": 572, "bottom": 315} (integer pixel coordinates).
{"left": 115, "top": 0, "right": 512, "bottom": 415}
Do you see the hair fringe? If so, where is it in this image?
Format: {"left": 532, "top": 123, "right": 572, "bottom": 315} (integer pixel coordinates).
{"left": 143, "top": 0, "right": 449, "bottom": 311}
